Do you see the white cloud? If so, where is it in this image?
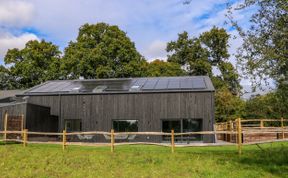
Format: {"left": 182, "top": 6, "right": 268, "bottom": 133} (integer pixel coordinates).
{"left": 0, "top": 0, "right": 34, "bottom": 27}
{"left": 0, "top": 32, "right": 39, "bottom": 60}
{"left": 143, "top": 40, "right": 167, "bottom": 61}
{"left": 25, "top": 0, "right": 233, "bottom": 54}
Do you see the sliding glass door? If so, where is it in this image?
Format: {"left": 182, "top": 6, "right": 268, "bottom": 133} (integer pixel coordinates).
{"left": 162, "top": 119, "right": 202, "bottom": 142}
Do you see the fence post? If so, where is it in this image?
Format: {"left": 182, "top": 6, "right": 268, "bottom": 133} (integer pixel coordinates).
{"left": 228, "top": 120, "right": 232, "bottom": 142}
{"left": 281, "top": 117, "right": 284, "bottom": 139}
{"left": 23, "top": 129, "right": 28, "bottom": 147}
{"left": 111, "top": 129, "right": 115, "bottom": 153}
{"left": 225, "top": 122, "right": 228, "bottom": 141}
{"left": 171, "top": 129, "right": 175, "bottom": 153}
{"left": 3, "top": 112, "right": 8, "bottom": 142}
{"left": 237, "top": 118, "right": 242, "bottom": 155}
{"left": 260, "top": 119, "right": 264, "bottom": 128}
{"left": 21, "top": 114, "right": 24, "bottom": 138}
{"left": 62, "top": 130, "right": 66, "bottom": 150}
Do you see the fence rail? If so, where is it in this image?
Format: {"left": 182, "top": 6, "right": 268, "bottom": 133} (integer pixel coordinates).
{"left": 1, "top": 127, "right": 288, "bottom": 154}
{"left": 1, "top": 116, "right": 288, "bottom": 155}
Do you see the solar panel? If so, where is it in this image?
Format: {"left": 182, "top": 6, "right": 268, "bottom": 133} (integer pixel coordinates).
{"left": 59, "top": 82, "right": 78, "bottom": 92}
{"left": 129, "top": 79, "right": 147, "bottom": 91}
{"left": 180, "top": 78, "right": 193, "bottom": 89}
{"left": 167, "top": 79, "right": 180, "bottom": 89}
{"left": 31, "top": 81, "right": 60, "bottom": 92}
{"left": 133, "top": 78, "right": 147, "bottom": 87}
{"left": 154, "top": 79, "right": 169, "bottom": 89}
{"left": 53, "top": 81, "right": 73, "bottom": 91}
{"left": 191, "top": 78, "right": 206, "bottom": 89}
{"left": 26, "top": 76, "right": 212, "bottom": 94}
{"left": 104, "top": 80, "right": 132, "bottom": 91}
{"left": 142, "top": 79, "right": 158, "bottom": 90}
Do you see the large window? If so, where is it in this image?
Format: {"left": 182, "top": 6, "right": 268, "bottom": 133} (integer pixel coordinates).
{"left": 182, "top": 119, "right": 202, "bottom": 141}
{"left": 113, "top": 120, "right": 138, "bottom": 132}
{"left": 162, "top": 120, "right": 181, "bottom": 142}
{"left": 64, "top": 119, "right": 82, "bottom": 132}
{"left": 162, "top": 119, "right": 202, "bottom": 142}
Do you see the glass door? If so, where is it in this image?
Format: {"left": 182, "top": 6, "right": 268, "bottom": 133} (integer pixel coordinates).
{"left": 162, "top": 120, "right": 181, "bottom": 142}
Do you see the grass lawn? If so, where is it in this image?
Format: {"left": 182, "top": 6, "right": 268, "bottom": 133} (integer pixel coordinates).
{"left": 0, "top": 142, "right": 288, "bottom": 178}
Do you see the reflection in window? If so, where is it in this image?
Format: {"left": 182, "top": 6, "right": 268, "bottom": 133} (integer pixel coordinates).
{"left": 65, "top": 119, "right": 82, "bottom": 132}
{"left": 162, "top": 120, "right": 181, "bottom": 142}
{"left": 162, "top": 119, "right": 202, "bottom": 142}
{"left": 182, "top": 119, "right": 202, "bottom": 141}
{"left": 113, "top": 120, "right": 138, "bottom": 132}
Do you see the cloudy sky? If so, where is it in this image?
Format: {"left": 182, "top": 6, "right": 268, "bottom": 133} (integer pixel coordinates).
{"left": 0, "top": 0, "right": 263, "bottom": 94}
{"left": 0, "top": 0, "right": 252, "bottom": 60}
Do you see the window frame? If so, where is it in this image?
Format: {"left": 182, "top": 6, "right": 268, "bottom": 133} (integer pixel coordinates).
{"left": 161, "top": 118, "right": 203, "bottom": 142}
{"left": 112, "top": 119, "right": 139, "bottom": 132}
{"left": 64, "top": 119, "right": 82, "bottom": 132}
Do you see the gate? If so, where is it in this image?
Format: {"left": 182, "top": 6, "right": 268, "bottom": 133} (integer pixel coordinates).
{"left": 4, "top": 113, "right": 24, "bottom": 140}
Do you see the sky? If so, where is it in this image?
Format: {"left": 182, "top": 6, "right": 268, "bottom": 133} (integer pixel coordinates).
{"left": 0, "top": 0, "right": 269, "bottom": 96}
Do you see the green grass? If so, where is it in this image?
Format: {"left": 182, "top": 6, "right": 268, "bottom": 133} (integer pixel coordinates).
{"left": 0, "top": 142, "right": 288, "bottom": 178}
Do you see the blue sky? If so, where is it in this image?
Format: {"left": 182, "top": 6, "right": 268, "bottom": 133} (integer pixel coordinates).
{"left": 0, "top": 0, "right": 250, "bottom": 60}
{"left": 0, "top": 0, "right": 262, "bottom": 93}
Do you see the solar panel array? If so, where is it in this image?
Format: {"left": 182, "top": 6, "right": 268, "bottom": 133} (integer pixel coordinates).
{"left": 30, "top": 81, "right": 79, "bottom": 93}
{"left": 140, "top": 77, "right": 206, "bottom": 90}
{"left": 26, "top": 77, "right": 208, "bottom": 94}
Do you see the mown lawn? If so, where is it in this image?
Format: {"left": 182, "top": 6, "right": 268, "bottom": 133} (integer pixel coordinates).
{"left": 0, "top": 142, "right": 288, "bottom": 178}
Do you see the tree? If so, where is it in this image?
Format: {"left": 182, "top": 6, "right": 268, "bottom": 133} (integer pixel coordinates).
{"left": 4, "top": 40, "right": 62, "bottom": 89}
{"left": 229, "top": 0, "right": 288, "bottom": 86}
{"left": 166, "top": 32, "right": 211, "bottom": 76}
{"left": 199, "top": 27, "right": 230, "bottom": 65}
{"left": 215, "top": 87, "right": 245, "bottom": 122}
{"left": 146, "top": 59, "right": 186, "bottom": 77}
{"left": 62, "top": 23, "right": 146, "bottom": 79}
{"left": 167, "top": 27, "right": 241, "bottom": 94}
{"left": 0, "top": 65, "right": 21, "bottom": 90}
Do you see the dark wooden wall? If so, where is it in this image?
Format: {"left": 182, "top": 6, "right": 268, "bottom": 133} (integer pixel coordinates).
{"left": 0, "top": 103, "right": 27, "bottom": 131}
{"left": 27, "top": 92, "right": 215, "bottom": 142}
{"left": 26, "top": 104, "right": 58, "bottom": 132}
{"left": 0, "top": 103, "right": 58, "bottom": 132}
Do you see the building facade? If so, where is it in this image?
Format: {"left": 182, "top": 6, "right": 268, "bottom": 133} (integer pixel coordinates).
{"left": 0, "top": 76, "right": 215, "bottom": 143}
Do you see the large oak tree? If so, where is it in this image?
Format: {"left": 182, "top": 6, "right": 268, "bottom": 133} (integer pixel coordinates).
{"left": 62, "top": 23, "right": 146, "bottom": 79}
{"left": 4, "top": 40, "right": 62, "bottom": 89}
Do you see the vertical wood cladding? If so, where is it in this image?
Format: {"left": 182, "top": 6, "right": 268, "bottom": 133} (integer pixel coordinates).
{"left": 0, "top": 103, "right": 26, "bottom": 131}
{"left": 26, "top": 91, "right": 215, "bottom": 142}
{"left": 0, "top": 103, "right": 58, "bottom": 132}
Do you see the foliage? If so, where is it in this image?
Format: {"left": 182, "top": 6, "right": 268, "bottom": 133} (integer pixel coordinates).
{"left": 0, "top": 142, "right": 287, "bottom": 177}
{"left": 167, "top": 27, "right": 241, "bottom": 95}
{"left": 167, "top": 27, "right": 243, "bottom": 121}
{"left": 215, "top": 87, "right": 245, "bottom": 122}
{"left": 3, "top": 40, "right": 62, "bottom": 89}
{"left": 245, "top": 88, "right": 288, "bottom": 119}
{"left": 167, "top": 31, "right": 211, "bottom": 76}
{"left": 229, "top": 0, "right": 288, "bottom": 86}
{"left": 0, "top": 65, "right": 21, "bottom": 90}
{"left": 62, "top": 23, "right": 146, "bottom": 79}
{"left": 227, "top": 0, "right": 288, "bottom": 119}
{"left": 146, "top": 59, "right": 186, "bottom": 77}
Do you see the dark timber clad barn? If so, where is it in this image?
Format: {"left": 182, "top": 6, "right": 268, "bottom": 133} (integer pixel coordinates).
{"left": 0, "top": 76, "right": 215, "bottom": 143}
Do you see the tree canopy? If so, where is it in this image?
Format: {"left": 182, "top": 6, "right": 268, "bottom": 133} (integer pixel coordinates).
{"left": 146, "top": 59, "right": 186, "bottom": 77}
{"left": 167, "top": 27, "right": 241, "bottom": 95}
{"left": 4, "top": 40, "right": 62, "bottom": 89}
{"left": 230, "top": 0, "right": 288, "bottom": 86}
{"left": 62, "top": 23, "right": 146, "bottom": 79}
{"left": 0, "top": 3, "right": 286, "bottom": 122}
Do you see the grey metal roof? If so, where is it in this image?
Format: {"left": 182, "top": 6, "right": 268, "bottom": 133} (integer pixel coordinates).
{"left": 0, "top": 90, "right": 23, "bottom": 99}
{"left": 21, "top": 76, "right": 215, "bottom": 95}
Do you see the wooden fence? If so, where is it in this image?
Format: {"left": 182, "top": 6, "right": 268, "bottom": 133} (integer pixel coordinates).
{"left": 1, "top": 114, "right": 288, "bottom": 155}
{"left": 215, "top": 118, "right": 288, "bottom": 144}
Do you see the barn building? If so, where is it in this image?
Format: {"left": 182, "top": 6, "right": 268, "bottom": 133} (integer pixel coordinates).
{"left": 0, "top": 76, "right": 215, "bottom": 143}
